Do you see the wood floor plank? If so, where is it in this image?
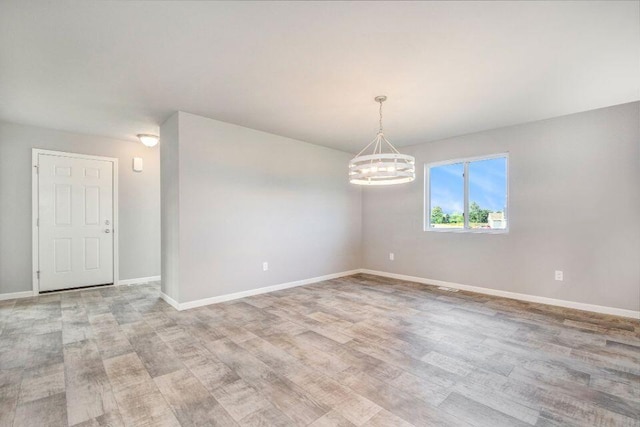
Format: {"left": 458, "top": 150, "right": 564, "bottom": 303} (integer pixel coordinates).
{"left": 129, "top": 331, "right": 185, "bottom": 378}
{"left": 0, "top": 367, "right": 22, "bottom": 427}
{"left": 154, "top": 368, "right": 237, "bottom": 426}
{"left": 309, "top": 410, "right": 357, "bottom": 427}
{"left": 439, "top": 391, "right": 531, "bottom": 427}
{"left": 452, "top": 382, "right": 540, "bottom": 425}
{"left": 13, "top": 392, "right": 68, "bottom": 427}
{"left": 211, "top": 379, "right": 276, "bottom": 422}
{"left": 239, "top": 406, "right": 294, "bottom": 427}
{"left": 362, "top": 409, "right": 416, "bottom": 427}
{"left": 70, "top": 410, "right": 125, "bottom": 427}
{"left": 209, "top": 337, "right": 330, "bottom": 425}
{"left": 63, "top": 339, "right": 119, "bottom": 426}
{"left": 111, "top": 380, "right": 180, "bottom": 427}
{"left": 1, "top": 276, "right": 638, "bottom": 426}
{"left": 103, "top": 352, "right": 151, "bottom": 392}
{"left": 339, "top": 368, "right": 470, "bottom": 426}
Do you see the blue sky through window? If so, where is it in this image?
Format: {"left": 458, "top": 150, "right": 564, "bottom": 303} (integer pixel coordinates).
{"left": 430, "top": 163, "right": 464, "bottom": 214}
{"left": 430, "top": 157, "right": 507, "bottom": 214}
{"left": 469, "top": 157, "right": 507, "bottom": 213}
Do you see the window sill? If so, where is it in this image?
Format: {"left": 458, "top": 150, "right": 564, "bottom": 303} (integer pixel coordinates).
{"left": 424, "top": 227, "right": 509, "bottom": 234}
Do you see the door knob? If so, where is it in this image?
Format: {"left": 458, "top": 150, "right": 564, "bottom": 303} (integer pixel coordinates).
{"left": 105, "top": 229, "right": 111, "bottom": 233}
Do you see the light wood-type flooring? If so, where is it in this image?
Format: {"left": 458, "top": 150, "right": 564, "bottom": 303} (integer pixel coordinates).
{"left": 1, "top": 274, "right": 639, "bottom": 426}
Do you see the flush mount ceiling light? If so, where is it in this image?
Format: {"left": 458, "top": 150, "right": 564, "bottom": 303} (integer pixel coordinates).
{"left": 137, "top": 134, "right": 159, "bottom": 147}
{"left": 349, "top": 96, "right": 415, "bottom": 186}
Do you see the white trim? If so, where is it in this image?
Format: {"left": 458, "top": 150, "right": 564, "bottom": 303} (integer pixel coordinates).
{"left": 32, "top": 149, "right": 119, "bottom": 294}
{"left": 113, "top": 156, "right": 119, "bottom": 286}
{"left": 361, "top": 269, "right": 640, "bottom": 319}
{"left": 30, "top": 149, "right": 119, "bottom": 163}
{"left": 167, "top": 270, "right": 360, "bottom": 311}
{"left": 425, "top": 226, "right": 508, "bottom": 234}
{"left": 425, "top": 152, "right": 509, "bottom": 169}
{"left": 463, "top": 161, "right": 470, "bottom": 229}
{"left": 0, "top": 291, "right": 36, "bottom": 301}
{"left": 424, "top": 152, "right": 509, "bottom": 233}
{"left": 32, "top": 150, "right": 39, "bottom": 293}
{"left": 160, "top": 291, "right": 180, "bottom": 310}
{"left": 117, "top": 276, "right": 161, "bottom": 286}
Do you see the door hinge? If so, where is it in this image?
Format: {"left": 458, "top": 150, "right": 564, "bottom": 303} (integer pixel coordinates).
{"left": 36, "top": 270, "right": 40, "bottom": 279}
{"left": 34, "top": 165, "right": 39, "bottom": 174}
{"left": 36, "top": 218, "right": 39, "bottom": 227}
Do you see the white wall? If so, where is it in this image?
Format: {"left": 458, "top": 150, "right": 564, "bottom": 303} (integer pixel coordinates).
{"left": 161, "top": 112, "right": 362, "bottom": 304}
{"left": 0, "top": 121, "right": 161, "bottom": 294}
{"left": 362, "top": 102, "right": 640, "bottom": 312}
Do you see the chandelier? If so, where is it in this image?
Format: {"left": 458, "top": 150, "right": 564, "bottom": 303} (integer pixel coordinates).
{"left": 349, "top": 96, "right": 415, "bottom": 186}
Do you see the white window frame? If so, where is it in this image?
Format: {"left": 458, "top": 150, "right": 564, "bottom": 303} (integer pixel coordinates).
{"left": 424, "top": 153, "right": 509, "bottom": 234}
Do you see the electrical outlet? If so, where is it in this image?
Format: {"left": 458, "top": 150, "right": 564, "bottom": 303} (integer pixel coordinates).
{"left": 263, "top": 262, "right": 269, "bottom": 271}
{"left": 554, "top": 270, "right": 563, "bottom": 281}
{"left": 389, "top": 253, "right": 395, "bottom": 261}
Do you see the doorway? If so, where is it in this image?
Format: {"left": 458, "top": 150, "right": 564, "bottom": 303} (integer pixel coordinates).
{"left": 32, "top": 149, "right": 118, "bottom": 293}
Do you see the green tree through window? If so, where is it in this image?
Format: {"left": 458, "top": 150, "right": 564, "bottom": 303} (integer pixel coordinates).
{"left": 468, "top": 201, "right": 490, "bottom": 224}
{"left": 431, "top": 206, "right": 444, "bottom": 224}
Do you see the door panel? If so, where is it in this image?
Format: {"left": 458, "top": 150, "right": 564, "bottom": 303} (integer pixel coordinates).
{"left": 53, "top": 238, "right": 72, "bottom": 273}
{"left": 38, "top": 154, "right": 114, "bottom": 291}
{"left": 83, "top": 237, "right": 100, "bottom": 270}
{"left": 84, "top": 186, "right": 100, "bottom": 225}
{"left": 54, "top": 184, "right": 72, "bottom": 225}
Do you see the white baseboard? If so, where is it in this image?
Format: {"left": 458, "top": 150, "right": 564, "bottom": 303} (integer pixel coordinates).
{"left": 360, "top": 269, "right": 640, "bottom": 319}
{"left": 9, "top": 268, "right": 632, "bottom": 319}
{"left": 160, "top": 291, "right": 180, "bottom": 310}
{"left": 168, "top": 269, "right": 360, "bottom": 311}
{"left": 117, "top": 275, "right": 161, "bottom": 286}
{"left": 0, "top": 290, "right": 36, "bottom": 301}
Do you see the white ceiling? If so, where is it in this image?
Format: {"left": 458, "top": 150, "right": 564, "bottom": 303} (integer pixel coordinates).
{"left": 1, "top": 1, "right": 638, "bottom": 153}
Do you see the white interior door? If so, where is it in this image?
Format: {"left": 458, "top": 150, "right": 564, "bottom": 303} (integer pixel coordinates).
{"left": 37, "top": 153, "right": 114, "bottom": 291}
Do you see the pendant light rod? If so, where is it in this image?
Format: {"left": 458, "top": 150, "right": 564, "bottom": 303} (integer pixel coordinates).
{"left": 375, "top": 95, "right": 387, "bottom": 133}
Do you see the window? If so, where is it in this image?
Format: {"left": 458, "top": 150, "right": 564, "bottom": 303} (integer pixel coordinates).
{"left": 425, "top": 154, "right": 508, "bottom": 232}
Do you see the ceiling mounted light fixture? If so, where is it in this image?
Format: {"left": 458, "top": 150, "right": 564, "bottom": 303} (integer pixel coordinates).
{"left": 137, "top": 134, "right": 159, "bottom": 147}
{"left": 349, "top": 96, "right": 415, "bottom": 186}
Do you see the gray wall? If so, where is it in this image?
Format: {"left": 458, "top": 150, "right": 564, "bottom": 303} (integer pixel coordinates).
{"left": 0, "top": 121, "right": 161, "bottom": 294}
{"left": 4, "top": 103, "right": 636, "bottom": 311}
{"left": 161, "top": 112, "right": 362, "bottom": 304}
{"left": 362, "top": 102, "right": 640, "bottom": 311}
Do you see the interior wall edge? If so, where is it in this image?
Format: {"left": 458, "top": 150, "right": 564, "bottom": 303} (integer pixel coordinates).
{"left": 160, "top": 291, "right": 180, "bottom": 310}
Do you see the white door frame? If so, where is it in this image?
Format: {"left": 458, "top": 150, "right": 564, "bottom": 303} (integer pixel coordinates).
{"left": 32, "top": 149, "right": 119, "bottom": 294}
